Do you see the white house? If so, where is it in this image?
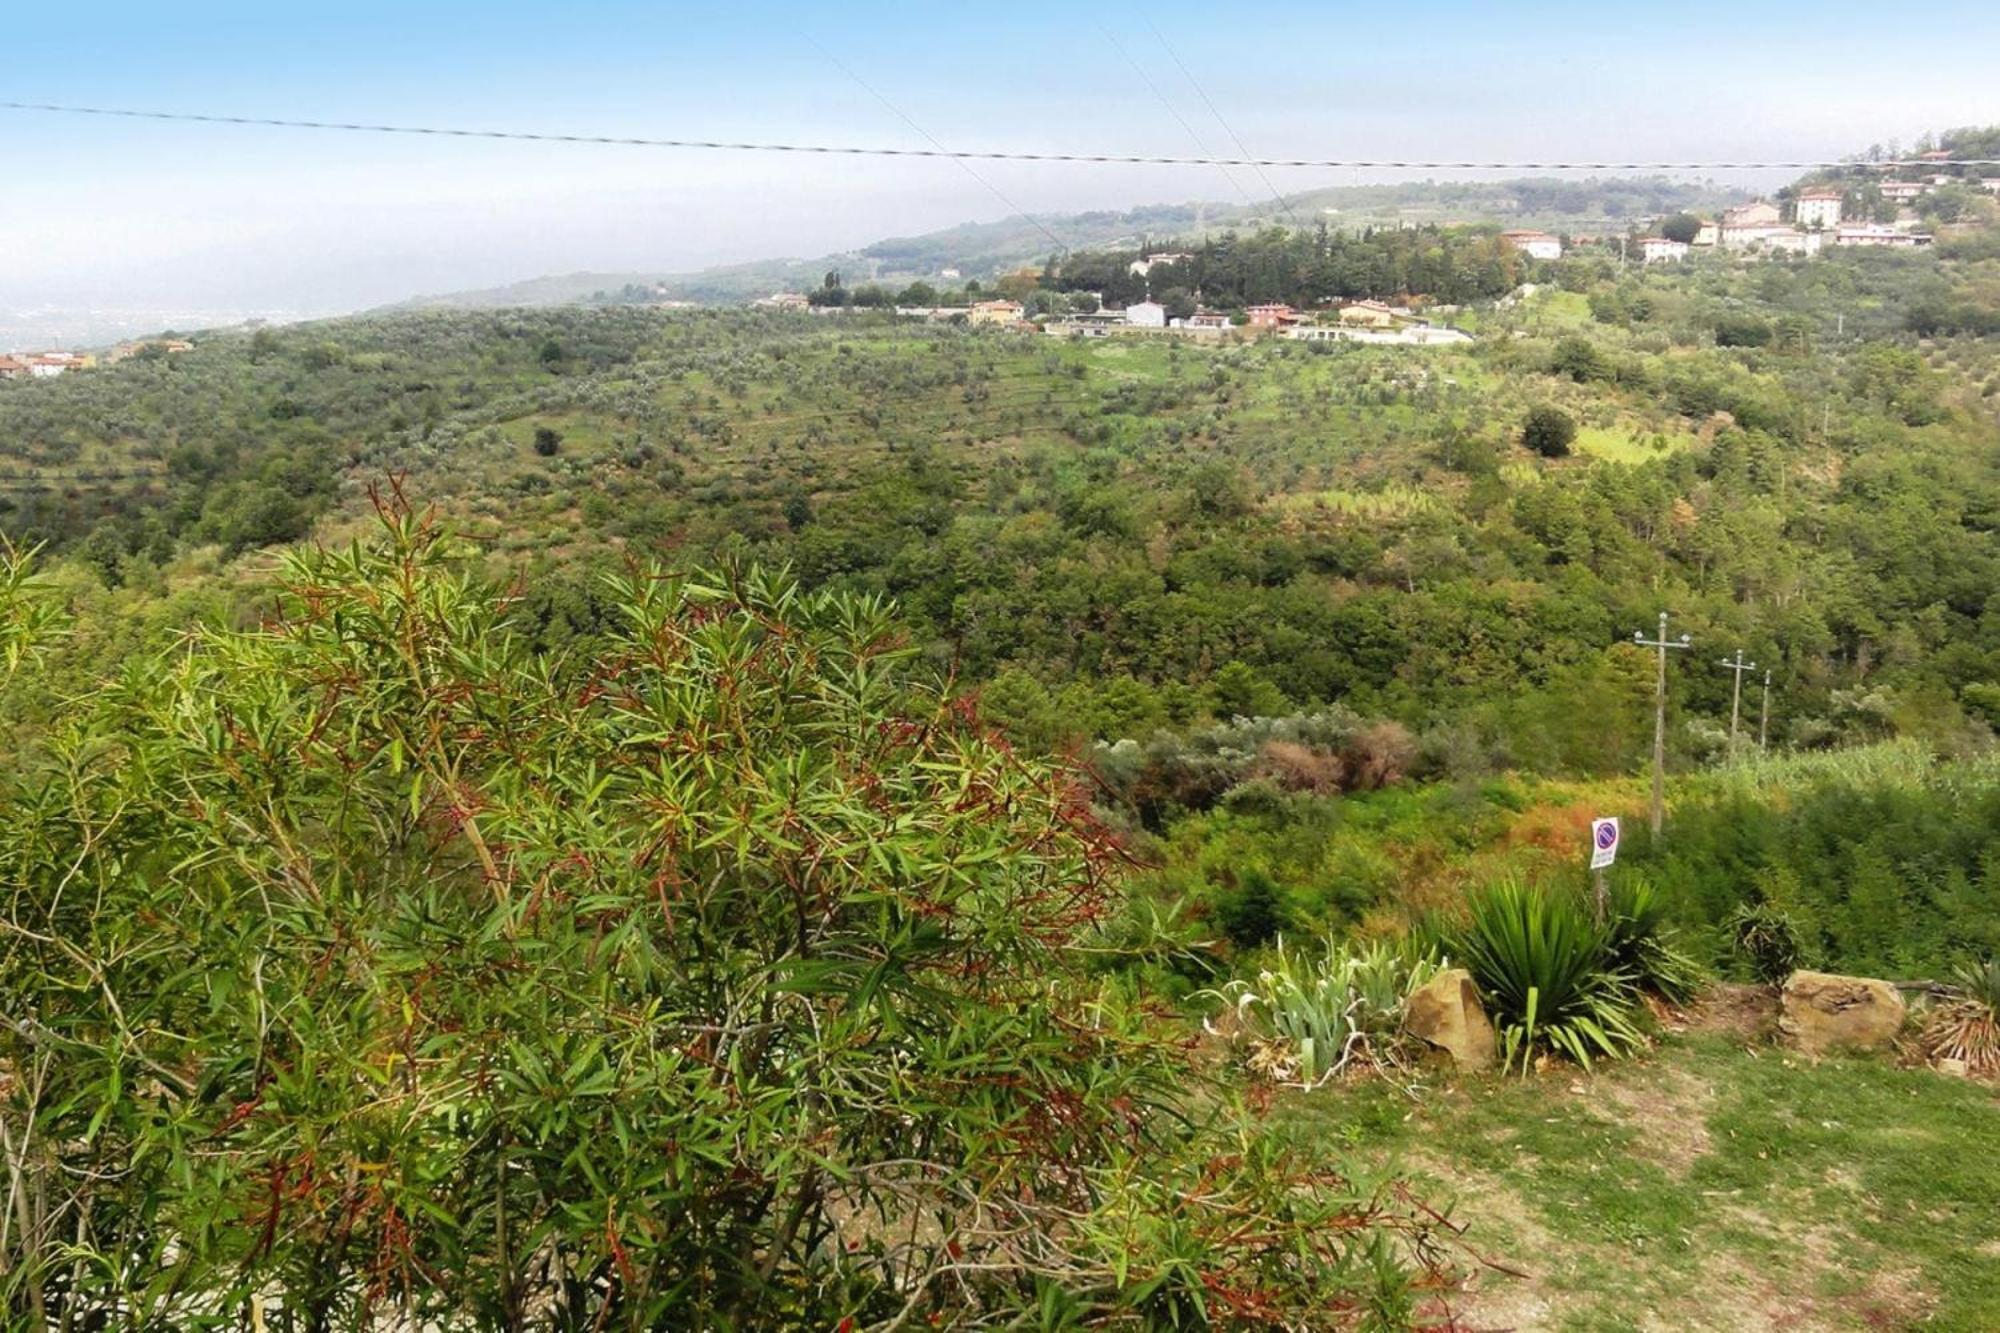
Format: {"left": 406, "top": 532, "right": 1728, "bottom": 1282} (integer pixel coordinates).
{"left": 1501, "top": 230, "right": 1562, "bottom": 261}
{"left": 1639, "top": 237, "right": 1690, "bottom": 263}
{"left": 1693, "top": 221, "right": 1720, "bottom": 247}
{"left": 1834, "top": 225, "right": 1932, "bottom": 249}
{"left": 1795, "top": 189, "right": 1844, "bottom": 229}
{"left": 1176, "top": 310, "right": 1232, "bottom": 330}
{"left": 1127, "top": 252, "right": 1192, "bottom": 278}
{"left": 753, "top": 292, "right": 811, "bottom": 311}
{"left": 1124, "top": 301, "right": 1167, "bottom": 328}
{"left": 1046, "top": 311, "right": 1129, "bottom": 338}
{"left": 1759, "top": 229, "right": 1823, "bottom": 256}
{"left": 1878, "top": 180, "right": 1930, "bottom": 204}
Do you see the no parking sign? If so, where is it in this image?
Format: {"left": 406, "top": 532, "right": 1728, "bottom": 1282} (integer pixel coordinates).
{"left": 1590, "top": 817, "right": 1620, "bottom": 870}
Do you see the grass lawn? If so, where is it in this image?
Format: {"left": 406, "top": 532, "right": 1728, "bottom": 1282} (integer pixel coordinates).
{"left": 1270, "top": 1006, "right": 2000, "bottom": 1330}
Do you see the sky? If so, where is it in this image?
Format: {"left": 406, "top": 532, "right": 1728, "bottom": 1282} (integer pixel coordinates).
{"left": 3, "top": 0, "right": 1998, "bottom": 332}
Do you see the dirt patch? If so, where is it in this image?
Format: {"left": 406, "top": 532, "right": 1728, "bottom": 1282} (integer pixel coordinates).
{"left": 1588, "top": 1063, "right": 1716, "bottom": 1176}
{"left": 1678, "top": 982, "right": 1779, "bottom": 1044}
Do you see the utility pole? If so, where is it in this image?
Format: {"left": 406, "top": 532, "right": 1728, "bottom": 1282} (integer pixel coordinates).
{"left": 1632, "top": 613, "right": 1693, "bottom": 838}
{"left": 1759, "top": 669, "right": 1773, "bottom": 750}
{"left": 1718, "top": 649, "right": 1758, "bottom": 752}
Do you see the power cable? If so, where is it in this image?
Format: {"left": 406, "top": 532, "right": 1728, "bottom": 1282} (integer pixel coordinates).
{"left": 5, "top": 101, "right": 1990, "bottom": 171}
{"left": 801, "top": 44, "right": 1069, "bottom": 257}
{"left": 1095, "top": 22, "right": 1253, "bottom": 207}
{"left": 1142, "top": 21, "right": 1302, "bottom": 225}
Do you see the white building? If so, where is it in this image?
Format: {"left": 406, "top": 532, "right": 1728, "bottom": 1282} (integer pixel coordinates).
{"left": 1283, "top": 323, "right": 1472, "bottom": 347}
{"left": 1501, "top": 230, "right": 1562, "bottom": 261}
{"left": 1834, "top": 225, "right": 1932, "bottom": 249}
{"left": 1760, "top": 229, "right": 1823, "bottom": 257}
{"left": 1639, "top": 237, "right": 1690, "bottom": 263}
{"left": 1693, "top": 221, "right": 1720, "bottom": 247}
{"left": 1176, "top": 310, "right": 1232, "bottom": 330}
{"left": 1878, "top": 180, "right": 1929, "bottom": 204}
{"left": 752, "top": 292, "right": 811, "bottom": 310}
{"left": 1046, "top": 311, "right": 1129, "bottom": 338}
{"left": 1127, "top": 252, "right": 1192, "bottom": 278}
{"left": 1795, "top": 189, "right": 1844, "bottom": 229}
{"left": 1124, "top": 301, "right": 1167, "bottom": 328}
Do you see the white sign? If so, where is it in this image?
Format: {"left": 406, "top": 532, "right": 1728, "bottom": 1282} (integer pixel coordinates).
{"left": 1590, "top": 817, "right": 1620, "bottom": 870}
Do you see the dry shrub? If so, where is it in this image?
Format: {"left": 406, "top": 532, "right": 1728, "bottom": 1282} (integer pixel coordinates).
{"left": 1345, "top": 720, "right": 1417, "bottom": 790}
{"left": 1253, "top": 738, "right": 1345, "bottom": 794}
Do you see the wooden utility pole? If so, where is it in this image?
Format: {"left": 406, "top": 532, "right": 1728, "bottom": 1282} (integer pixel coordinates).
{"left": 1632, "top": 613, "right": 1693, "bottom": 838}
{"left": 1759, "top": 669, "right": 1773, "bottom": 750}
{"left": 1718, "top": 649, "right": 1758, "bottom": 751}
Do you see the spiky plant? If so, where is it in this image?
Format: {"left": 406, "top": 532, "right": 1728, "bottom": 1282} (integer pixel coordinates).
{"left": 1452, "top": 881, "right": 1645, "bottom": 1075}
{"left": 1210, "top": 937, "right": 1442, "bottom": 1084}
{"left": 1920, "top": 958, "right": 2000, "bottom": 1075}
{"left": 1728, "top": 902, "right": 1807, "bottom": 984}
{"left": 1603, "top": 875, "right": 1705, "bottom": 1005}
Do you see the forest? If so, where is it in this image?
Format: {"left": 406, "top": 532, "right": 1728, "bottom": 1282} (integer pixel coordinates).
{"left": 3, "top": 153, "right": 1999, "bottom": 1325}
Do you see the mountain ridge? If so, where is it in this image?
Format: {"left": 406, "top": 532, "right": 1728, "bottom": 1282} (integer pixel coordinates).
{"left": 381, "top": 176, "right": 1748, "bottom": 312}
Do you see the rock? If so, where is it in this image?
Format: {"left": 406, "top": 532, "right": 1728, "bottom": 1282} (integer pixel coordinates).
{"left": 1404, "top": 968, "right": 1497, "bottom": 1071}
{"left": 1938, "top": 1057, "right": 1969, "bottom": 1079}
{"left": 1778, "top": 970, "right": 1907, "bottom": 1056}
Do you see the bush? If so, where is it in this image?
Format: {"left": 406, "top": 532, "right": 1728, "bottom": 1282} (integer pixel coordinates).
{"left": 1728, "top": 903, "right": 1807, "bottom": 983}
{"left": 0, "top": 510, "right": 1452, "bottom": 1326}
{"left": 1451, "top": 881, "right": 1645, "bottom": 1073}
{"left": 1522, "top": 406, "right": 1577, "bottom": 458}
{"left": 1602, "top": 876, "right": 1704, "bottom": 1004}
{"left": 532, "top": 424, "right": 563, "bottom": 456}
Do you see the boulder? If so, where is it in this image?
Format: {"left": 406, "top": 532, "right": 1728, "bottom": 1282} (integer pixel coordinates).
{"left": 1779, "top": 970, "right": 1906, "bottom": 1056}
{"left": 1404, "top": 968, "right": 1497, "bottom": 1071}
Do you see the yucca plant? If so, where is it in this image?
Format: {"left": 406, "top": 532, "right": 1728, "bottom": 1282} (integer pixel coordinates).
{"left": 1728, "top": 902, "right": 1807, "bottom": 984}
{"left": 1919, "top": 958, "right": 2000, "bottom": 1075}
{"left": 1209, "top": 937, "right": 1442, "bottom": 1084}
{"left": 1602, "top": 875, "right": 1705, "bottom": 1005}
{"left": 1451, "top": 881, "right": 1645, "bottom": 1075}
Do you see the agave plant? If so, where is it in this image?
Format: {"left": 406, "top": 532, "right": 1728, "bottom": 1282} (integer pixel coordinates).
{"left": 1209, "top": 937, "right": 1442, "bottom": 1085}
{"left": 1920, "top": 958, "right": 2000, "bottom": 1075}
{"left": 1451, "top": 881, "right": 1646, "bottom": 1075}
{"left": 1603, "top": 875, "right": 1705, "bottom": 1005}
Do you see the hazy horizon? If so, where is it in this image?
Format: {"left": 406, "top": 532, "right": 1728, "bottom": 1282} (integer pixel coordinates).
{"left": 6, "top": 0, "right": 1998, "bottom": 346}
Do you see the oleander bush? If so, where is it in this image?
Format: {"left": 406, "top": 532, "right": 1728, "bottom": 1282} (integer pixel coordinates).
{"left": 0, "top": 500, "right": 1455, "bottom": 1329}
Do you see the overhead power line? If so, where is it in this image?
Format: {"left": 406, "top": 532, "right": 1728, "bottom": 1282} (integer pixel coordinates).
{"left": 804, "top": 42, "right": 1070, "bottom": 254}
{"left": 4, "top": 101, "right": 1996, "bottom": 171}
{"left": 1143, "top": 20, "right": 1301, "bottom": 224}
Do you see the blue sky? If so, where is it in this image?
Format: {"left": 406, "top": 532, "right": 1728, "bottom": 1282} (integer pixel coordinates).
{"left": 4, "top": 1, "right": 1998, "bottom": 316}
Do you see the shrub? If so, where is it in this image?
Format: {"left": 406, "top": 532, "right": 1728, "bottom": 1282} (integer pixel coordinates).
{"left": 1602, "top": 876, "right": 1705, "bottom": 1005}
{"left": 1728, "top": 903, "right": 1807, "bottom": 983}
{"left": 532, "top": 424, "right": 563, "bottom": 456}
{"left": 0, "top": 507, "right": 1452, "bottom": 1327}
{"left": 1522, "top": 406, "right": 1577, "bottom": 458}
{"left": 1451, "top": 881, "right": 1645, "bottom": 1073}
{"left": 1919, "top": 958, "right": 2000, "bottom": 1075}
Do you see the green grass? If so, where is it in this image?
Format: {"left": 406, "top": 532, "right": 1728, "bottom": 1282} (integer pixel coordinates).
{"left": 1269, "top": 1032, "right": 2000, "bottom": 1329}
{"left": 1571, "top": 423, "right": 1698, "bottom": 463}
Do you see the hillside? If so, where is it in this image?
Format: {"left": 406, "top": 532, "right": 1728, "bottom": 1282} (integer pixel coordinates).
{"left": 388, "top": 176, "right": 1746, "bottom": 310}
{"left": 5, "top": 142, "right": 2000, "bottom": 1327}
